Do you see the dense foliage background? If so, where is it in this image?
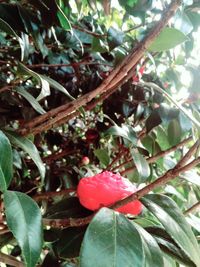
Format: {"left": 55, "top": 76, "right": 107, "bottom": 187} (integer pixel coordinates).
{"left": 1, "top": 0, "right": 200, "bottom": 266}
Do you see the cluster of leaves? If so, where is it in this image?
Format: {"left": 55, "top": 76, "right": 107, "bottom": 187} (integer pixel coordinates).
{"left": 0, "top": 0, "right": 200, "bottom": 266}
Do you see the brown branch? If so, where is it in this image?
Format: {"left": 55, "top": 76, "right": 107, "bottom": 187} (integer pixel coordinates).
{"left": 42, "top": 214, "right": 93, "bottom": 229}
{"left": 111, "top": 157, "right": 200, "bottom": 210}
{"left": 43, "top": 148, "right": 79, "bottom": 163}
{"left": 175, "top": 140, "right": 199, "bottom": 169}
{"left": 33, "top": 188, "right": 76, "bottom": 201}
{"left": 117, "top": 136, "right": 192, "bottom": 175}
{"left": 0, "top": 85, "right": 13, "bottom": 94}
{"left": 19, "top": 0, "right": 182, "bottom": 136}
{"left": 27, "top": 61, "right": 112, "bottom": 69}
{"left": 43, "top": 156, "right": 200, "bottom": 229}
{"left": 0, "top": 252, "right": 24, "bottom": 267}
{"left": 184, "top": 201, "right": 200, "bottom": 216}
{"left": 72, "top": 25, "right": 107, "bottom": 38}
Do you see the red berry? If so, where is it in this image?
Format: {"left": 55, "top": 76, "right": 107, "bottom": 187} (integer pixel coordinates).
{"left": 77, "top": 171, "right": 142, "bottom": 215}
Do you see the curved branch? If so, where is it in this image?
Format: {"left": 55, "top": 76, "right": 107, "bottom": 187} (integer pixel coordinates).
{"left": 19, "top": 0, "right": 182, "bottom": 136}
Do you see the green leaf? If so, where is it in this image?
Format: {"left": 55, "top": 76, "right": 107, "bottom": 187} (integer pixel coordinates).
{"left": 167, "top": 119, "right": 182, "bottom": 146}
{"left": 146, "top": 226, "right": 196, "bottom": 267}
{"left": 174, "top": 10, "right": 193, "bottom": 35}
{"left": 106, "top": 125, "right": 137, "bottom": 145}
{"left": 131, "top": 148, "right": 150, "bottom": 182}
{"left": 56, "top": 0, "right": 72, "bottom": 31}
{"left": 94, "top": 149, "right": 110, "bottom": 166}
{"left": 40, "top": 75, "right": 75, "bottom": 101}
{"left": 4, "top": 190, "right": 43, "bottom": 267}
{"left": 17, "top": 63, "right": 50, "bottom": 101}
{"left": 107, "top": 27, "right": 124, "bottom": 50}
{"left": 15, "top": 87, "right": 46, "bottom": 115}
{"left": 5, "top": 131, "right": 45, "bottom": 182}
{"left": 134, "top": 224, "right": 164, "bottom": 267}
{"left": 149, "top": 28, "right": 188, "bottom": 52}
{"left": 0, "top": 131, "right": 13, "bottom": 192}
{"left": 80, "top": 207, "right": 144, "bottom": 267}
{"left": 0, "top": 18, "right": 25, "bottom": 60}
{"left": 53, "top": 227, "right": 87, "bottom": 258}
{"left": 141, "top": 194, "right": 200, "bottom": 266}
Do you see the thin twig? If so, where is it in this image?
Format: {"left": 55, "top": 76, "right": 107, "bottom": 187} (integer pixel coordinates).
{"left": 33, "top": 188, "right": 76, "bottom": 201}
{"left": 43, "top": 156, "right": 200, "bottom": 229}
{"left": 184, "top": 201, "right": 200, "bottom": 215}
{"left": 19, "top": 0, "right": 182, "bottom": 136}
{"left": 0, "top": 252, "right": 25, "bottom": 267}
{"left": 118, "top": 136, "right": 192, "bottom": 175}
{"left": 111, "top": 157, "right": 200, "bottom": 210}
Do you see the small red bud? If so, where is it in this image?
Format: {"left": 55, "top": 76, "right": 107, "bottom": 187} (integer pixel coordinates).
{"left": 82, "top": 156, "right": 90, "bottom": 165}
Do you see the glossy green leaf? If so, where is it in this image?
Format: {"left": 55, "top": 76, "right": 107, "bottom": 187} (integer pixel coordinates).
{"left": 56, "top": 1, "right": 71, "bottom": 31}
{"left": 0, "top": 18, "right": 25, "bottom": 60}
{"left": 141, "top": 194, "right": 200, "bottom": 266}
{"left": 107, "top": 27, "right": 124, "bottom": 50}
{"left": 174, "top": 10, "right": 193, "bottom": 35}
{"left": 53, "top": 227, "right": 87, "bottom": 258}
{"left": 131, "top": 148, "right": 150, "bottom": 181}
{"left": 149, "top": 28, "right": 188, "bottom": 52}
{"left": 94, "top": 149, "right": 110, "bottom": 166}
{"left": 167, "top": 119, "right": 182, "bottom": 146}
{"left": 146, "top": 226, "right": 196, "bottom": 267}
{"left": 4, "top": 190, "right": 43, "bottom": 267}
{"left": 40, "top": 75, "right": 75, "bottom": 101}
{"left": 17, "top": 63, "right": 50, "bottom": 101}
{"left": 15, "top": 87, "right": 46, "bottom": 115}
{"left": 5, "top": 131, "right": 45, "bottom": 182}
{"left": 0, "top": 131, "right": 13, "bottom": 192}
{"left": 186, "top": 214, "right": 200, "bottom": 233}
{"left": 80, "top": 208, "right": 144, "bottom": 267}
{"left": 106, "top": 125, "right": 137, "bottom": 145}
{"left": 134, "top": 224, "right": 164, "bottom": 267}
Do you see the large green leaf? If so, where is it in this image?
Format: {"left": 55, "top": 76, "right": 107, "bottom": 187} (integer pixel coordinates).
{"left": 94, "top": 148, "right": 110, "bottom": 166}
{"left": 4, "top": 190, "right": 43, "bottom": 267}
{"left": 106, "top": 125, "right": 137, "bottom": 145}
{"left": 149, "top": 28, "right": 188, "bottom": 52}
{"left": 53, "top": 227, "right": 87, "bottom": 258}
{"left": 131, "top": 148, "right": 150, "bottom": 182}
{"left": 146, "top": 226, "right": 196, "bottom": 267}
{"left": 15, "top": 87, "right": 46, "bottom": 115}
{"left": 18, "top": 63, "right": 50, "bottom": 101}
{"left": 134, "top": 224, "right": 164, "bottom": 267}
{"left": 141, "top": 194, "right": 200, "bottom": 266}
{"left": 5, "top": 131, "right": 45, "bottom": 182}
{"left": 0, "top": 131, "right": 13, "bottom": 192}
{"left": 0, "top": 18, "right": 25, "bottom": 60}
{"left": 80, "top": 208, "right": 144, "bottom": 267}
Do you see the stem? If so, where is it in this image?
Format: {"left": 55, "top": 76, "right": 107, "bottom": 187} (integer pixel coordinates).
{"left": 137, "top": 81, "right": 200, "bottom": 129}
{"left": 184, "top": 201, "right": 200, "bottom": 215}
{"left": 33, "top": 188, "right": 76, "bottom": 201}
{"left": 0, "top": 252, "right": 24, "bottom": 267}
{"left": 111, "top": 157, "right": 200, "bottom": 210}
{"left": 43, "top": 157, "right": 200, "bottom": 229}
{"left": 117, "top": 136, "right": 192, "bottom": 175}
{"left": 19, "top": 0, "right": 182, "bottom": 136}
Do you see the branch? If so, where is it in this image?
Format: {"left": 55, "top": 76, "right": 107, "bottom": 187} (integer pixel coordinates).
{"left": 137, "top": 81, "right": 200, "bottom": 129}
{"left": 0, "top": 252, "right": 24, "bottom": 267}
{"left": 111, "top": 157, "right": 200, "bottom": 210}
{"left": 43, "top": 156, "right": 200, "bottom": 229}
{"left": 33, "top": 188, "right": 76, "bottom": 201}
{"left": 117, "top": 136, "right": 192, "bottom": 175}
{"left": 19, "top": 0, "right": 182, "bottom": 136}
{"left": 184, "top": 201, "right": 200, "bottom": 216}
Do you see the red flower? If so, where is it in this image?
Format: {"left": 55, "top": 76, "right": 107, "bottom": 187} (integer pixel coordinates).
{"left": 77, "top": 171, "right": 142, "bottom": 215}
